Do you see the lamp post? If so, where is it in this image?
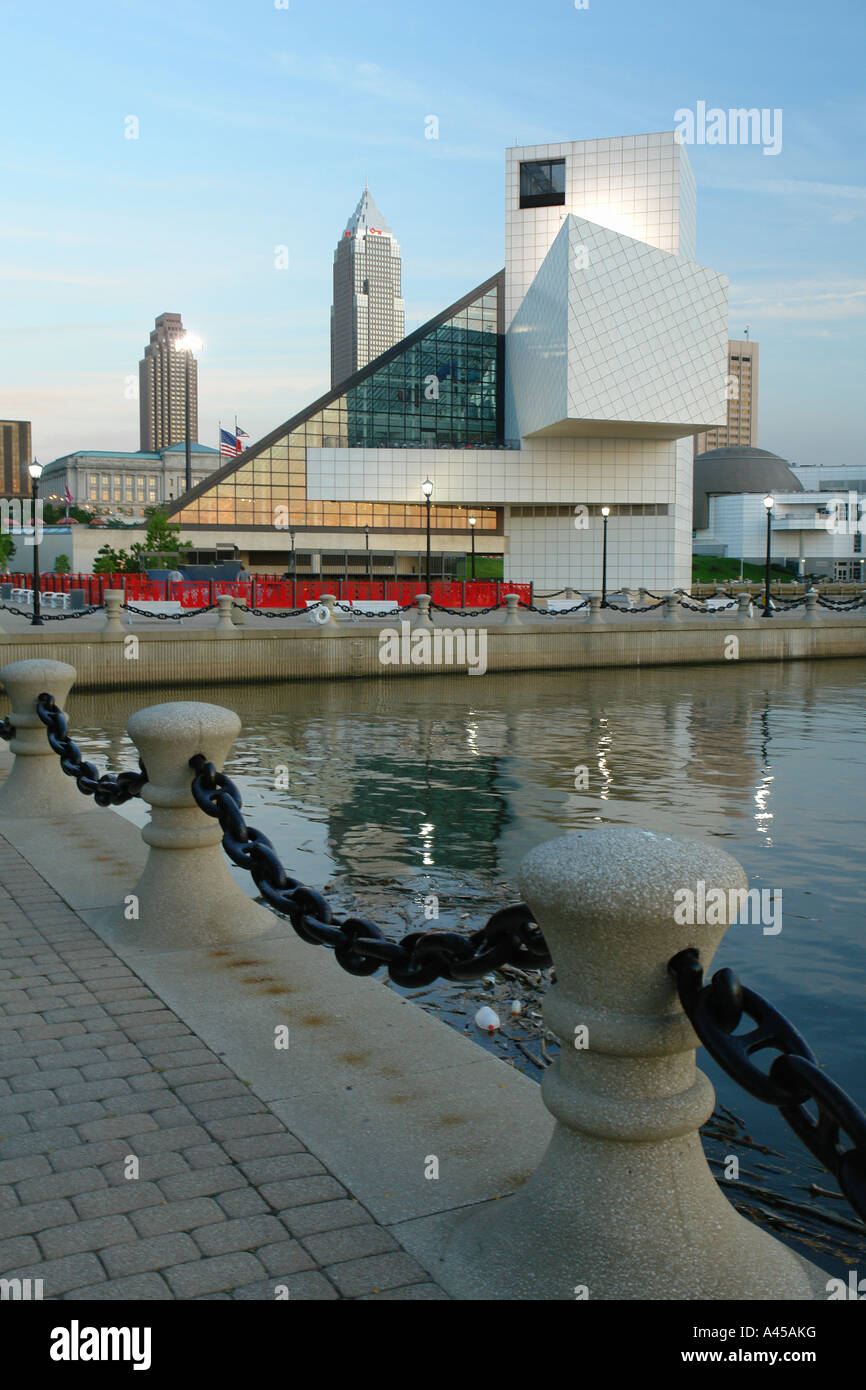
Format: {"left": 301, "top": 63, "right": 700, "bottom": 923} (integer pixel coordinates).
{"left": 365, "top": 524, "right": 372, "bottom": 584}
{"left": 422, "top": 478, "right": 433, "bottom": 593}
{"left": 762, "top": 494, "right": 774, "bottom": 617}
{"left": 600, "top": 505, "right": 610, "bottom": 607}
{"left": 178, "top": 333, "right": 202, "bottom": 495}
{"left": 468, "top": 513, "right": 477, "bottom": 580}
{"left": 289, "top": 528, "right": 296, "bottom": 584}
{"left": 28, "top": 460, "right": 43, "bottom": 626}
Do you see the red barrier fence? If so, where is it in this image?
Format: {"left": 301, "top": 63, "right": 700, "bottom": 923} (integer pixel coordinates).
{"left": 1, "top": 573, "right": 533, "bottom": 609}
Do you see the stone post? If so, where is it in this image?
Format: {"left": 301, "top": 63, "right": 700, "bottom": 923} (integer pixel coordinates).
{"left": 805, "top": 588, "right": 820, "bottom": 622}
{"left": 0, "top": 659, "right": 87, "bottom": 817}
{"left": 216, "top": 593, "right": 237, "bottom": 635}
{"left": 229, "top": 598, "right": 247, "bottom": 626}
{"left": 663, "top": 592, "right": 680, "bottom": 623}
{"left": 413, "top": 593, "right": 434, "bottom": 629}
{"left": 102, "top": 589, "right": 125, "bottom": 634}
{"left": 437, "top": 826, "right": 823, "bottom": 1300}
{"left": 737, "top": 593, "right": 753, "bottom": 621}
{"left": 315, "top": 592, "right": 340, "bottom": 634}
{"left": 116, "top": 701, "right": 274, "bottom": 946}
{"left": 587, "top": 594, "right": 604, "bottom": 625}
{"left": 503, "top": 593, "right": 522, "bottom": 627}
{"left": 564, "top": 588, "right": 575, "bottom": 600}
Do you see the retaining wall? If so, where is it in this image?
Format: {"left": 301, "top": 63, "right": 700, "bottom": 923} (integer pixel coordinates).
{"left": 0, "top": 617, "right": 864, "bottom": 691}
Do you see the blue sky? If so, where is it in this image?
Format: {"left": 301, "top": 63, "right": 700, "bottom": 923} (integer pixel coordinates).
{"left": 1, "top": 0, "right": 863, "bottom": 466}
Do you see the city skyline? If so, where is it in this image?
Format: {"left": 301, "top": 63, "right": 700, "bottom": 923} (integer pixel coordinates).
{"left": 0, "top": 0, "right": 863, "bottom": 468}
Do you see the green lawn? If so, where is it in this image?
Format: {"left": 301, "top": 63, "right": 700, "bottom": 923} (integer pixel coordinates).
{"left": 454, "top": 554, "right": 504, "bottom": 579}
{"left": 692, "top": 555, "right": 794, "bottom": 585}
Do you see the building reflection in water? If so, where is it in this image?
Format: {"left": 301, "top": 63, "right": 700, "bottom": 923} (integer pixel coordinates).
{"left": 51, "top": 660, "right": 862, "bottom": 890}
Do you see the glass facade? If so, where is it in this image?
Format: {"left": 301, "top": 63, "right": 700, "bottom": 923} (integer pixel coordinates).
{"left": 171, "top": 275, "right": 504, "bottom": 533}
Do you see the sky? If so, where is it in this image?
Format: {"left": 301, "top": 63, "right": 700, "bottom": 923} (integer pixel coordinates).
{"left": 1, "top": 0, "right": 864, "bottom": 467}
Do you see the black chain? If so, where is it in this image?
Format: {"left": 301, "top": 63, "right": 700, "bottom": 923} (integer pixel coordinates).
{"left": 670, "top": 949, "right": 866, "bottom": 1222}
{"left": 123, "top": 603, "right": 219, "bottom": 619}
{"left": 603, "top": 601, "right": 661, "bottom": 613}
{"left": 0, "top": 604, "right": 103, "bottom": 619}
{"left": 34, "top": 694, "right": 147, "bottom": 805}
{"left": 520, "top": 599, "right": 589, "bottom": 615}
{"left": 0, "top": 718, "right": 13, "bottom": 741}
{"left": 232, "top": 604, "right": 313, "bottom": 618}
{"left": 817, "top": 595, "right": 866, "bottom": 611}
{"left": 189, "top": 756, "right": 551, "bottom": 985}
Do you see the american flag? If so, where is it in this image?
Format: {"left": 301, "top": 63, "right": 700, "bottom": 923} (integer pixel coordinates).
{"left": 220, "top": 428, "right": 241, "bottom": 458}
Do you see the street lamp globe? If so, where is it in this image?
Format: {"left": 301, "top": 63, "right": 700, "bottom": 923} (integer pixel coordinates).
{"left": 468, "top": 515, "right": 476, "bottom": 528}
{"left": 421, "top": 477, "right": 433, "bottom": 499}
{"left": 763, "top": 494, "right": 774, "bottom": 510}
{"left": 29, "top": 460, "right": 43, "bottom": 481}
{"left": 601, "top": 505, "right": 610, "bottom": 517}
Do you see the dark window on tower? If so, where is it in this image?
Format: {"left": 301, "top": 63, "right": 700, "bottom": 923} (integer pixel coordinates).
{"left": 519, "top": 159, "right": 566, "bottom": 208}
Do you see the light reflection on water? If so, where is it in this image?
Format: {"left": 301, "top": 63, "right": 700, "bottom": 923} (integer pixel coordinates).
{"left": 42, "top": 657, "right": 866, "bottom": 1267}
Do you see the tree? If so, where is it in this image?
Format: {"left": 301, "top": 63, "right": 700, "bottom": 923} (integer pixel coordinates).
{"left": 128, "top": 508, "right": 192, "bottom": 572}
{"left": 0, "top": 534, "right": 15, "bottom": 571}
{"left": 93, "top": 544, "right": 130, "bottom": 575}
{"left": 54, "top": 553, "right": 71, "bottom": 574}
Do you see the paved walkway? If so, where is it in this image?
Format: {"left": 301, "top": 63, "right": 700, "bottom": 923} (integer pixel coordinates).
{"left": 0, "top": 835, "right": 447, "bottom": 1300}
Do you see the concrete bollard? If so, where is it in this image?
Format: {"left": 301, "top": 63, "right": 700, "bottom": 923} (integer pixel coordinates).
{"left": 438, "top": 827, "right": 823, "bottom": 1300}
{"left": 587, "top": 594, "right": 604, "bottom": 625}
{"left": 115, "top": 702, "right": 274, "bottom": 946}
{"left": 737, "top": 593, "right": 753, "bottom": 620}
{"left": 663, "top": 592, "right": 680, "bottom": 623}
{"left": 805, "top": 588, "right": 819, "bottom": 621}
{"left": 216, "top": 593, "right": 237, "bottom": 635}
{"left": 314, "top": 592, "right": 341, "bottom": 634}
{"left": 412, "top": 593, "right": 434, "bottom": 629}
{"left": 564, "top": 588, "right": 575, "bottom": 600}
{"left": 229, "top": 598, "right": 247, "bottom": 626}
{"left": 0, "top": 659, "right": 88, "bottom": 817}
{"left": 503, "top": 593, "right": 522, "bottom": 627}
{"left": 102, "top": 589, "right": 125, "bottom": 634}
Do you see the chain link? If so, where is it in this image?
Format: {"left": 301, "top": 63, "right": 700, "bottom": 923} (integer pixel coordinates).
{"left": 670, "top": 948, "right": 866, "bottom": 1221}
{"left": 189, "top": 755, "right": 551, "bottom": 984}
{"left": 0, "top": 604, "right": 103, "bottom": 619}
{"left": 34, "top": 694, "right": 147, "bottom": 805}
{"left": 123, "top": 603, "right": 219, "bottom": 620}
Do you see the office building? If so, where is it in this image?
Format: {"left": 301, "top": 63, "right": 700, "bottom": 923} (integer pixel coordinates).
{"left": 139, "top": 313, "right": 199, "bottom": 453}
{"left": 331, "top": 188, "right": 405, "bottom": 389}
{"left": 694, "top": 338, "right": 758, "bottom": 455}
{"left": 0, "top": 419, "right": 32, "bottom": 499}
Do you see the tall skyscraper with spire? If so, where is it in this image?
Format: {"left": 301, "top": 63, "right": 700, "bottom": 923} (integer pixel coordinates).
{"left": 139, "top": 312, "right": 199, "bottom": 452}
{"left": 330, "top": 188, "right": 405, "bottom": 388}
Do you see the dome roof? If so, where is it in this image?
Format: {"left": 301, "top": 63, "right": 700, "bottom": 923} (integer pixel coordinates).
{"left": 693, "top": 446, "right": 804, "bottom": 530}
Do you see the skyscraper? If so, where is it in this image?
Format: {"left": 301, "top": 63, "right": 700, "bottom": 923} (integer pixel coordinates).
{"left": 139, "top": 313, "right": 199, "bottom": 452}
{"left": 694, "top": 338, "right": 758, "bottom": 455}
{"left": 330, "top": 188, "right": 405, "bottom": 388}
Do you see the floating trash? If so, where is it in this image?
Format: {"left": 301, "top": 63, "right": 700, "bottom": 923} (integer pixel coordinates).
{"left": 475, "top": 1006, "right": 501, "bottom": 1034}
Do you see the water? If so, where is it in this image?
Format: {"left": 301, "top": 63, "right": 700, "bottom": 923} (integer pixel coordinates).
{"left": 21, "top": 658, "right": 866, "bottom": 1277}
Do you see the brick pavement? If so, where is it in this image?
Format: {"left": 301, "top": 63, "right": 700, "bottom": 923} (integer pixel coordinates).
{"left": 0, "top": 835, "right": 447, "bottom": 1301}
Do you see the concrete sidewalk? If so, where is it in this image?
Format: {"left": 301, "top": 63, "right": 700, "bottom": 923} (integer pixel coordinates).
{"left": 0, "top": 836, "right": 448, "bottom": 1301}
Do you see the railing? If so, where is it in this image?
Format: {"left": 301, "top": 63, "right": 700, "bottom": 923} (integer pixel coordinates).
{"left": 0, "top": 656, "right": 863, "bottom": 1299}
